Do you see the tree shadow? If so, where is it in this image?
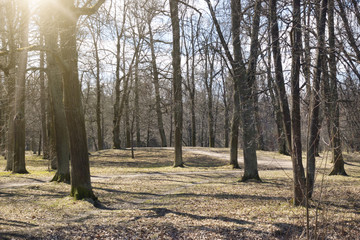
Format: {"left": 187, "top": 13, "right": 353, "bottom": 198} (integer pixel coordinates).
{"left": 133, "top": 207, "right": 253, "bottom": 226}
{"left": 0, "top": 218, "right": 38, "bottom": 228}
{"left": 0, "top": 232, "right": 31, "bottom": 240}
{"left": 171, "top": 192, "right": 287, "bottom": 202}
{"left": 272, "top": 222, "right": 303, "bottom": 238}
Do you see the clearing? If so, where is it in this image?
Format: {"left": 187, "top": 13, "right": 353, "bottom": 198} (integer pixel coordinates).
{"left": 0, "top": 147, "right": 359, "bottom": 239}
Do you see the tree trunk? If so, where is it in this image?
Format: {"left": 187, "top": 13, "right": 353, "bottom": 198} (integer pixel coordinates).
{"left": 170, "top": 0, "right": 183, "bottom": 167}
{"left": 59, "top": 0, "right": 101, "bottom": 200}
{"left": 113, "top": 6, "right": 127, "bottom": 149}
{"left": 5, "top": 70, "right": 15, "bottom": 171}
{"left": 307, "top": 0, "right": 328, "bottom": 199}
{"left": 41, "top": 3, "right": 70, "bottom": 182}
{"left": 4, "top": 2, "right": 16, "bottom": 171}
{"left": 269, "top": 0, "right": 292, "bottom": 155}
{"left": 290, "top": 0, "right": 306, "bottom": 206}
{"left": 229, "top": 0, "right": 243, "bottom": 169}
{"left": 328, "top": 0, "right": 347, "bottom": 176}
{"left": 134, "top": 47, "right": 141, "bottom": 147}
{"left": 12, "top": 0, "right": 29, "bottom": 174}
{"left": 113, "top": 33, "right": 122, "bottom": 149}
{"left": 48, "top": 109, "right": 58, "bottom": 170}
{"left": 254, "top": 84, "right": 265, "bottom": 150}
{"left": 95, "top": 41, "right": 103, "bottom": 151}
{"left": 125, "top": 92, "right": 131, "bottom": 148}
{"left": 240, "top": 0, "right": 261, "bottom": 182}
{"left": 204, "top": 44, "right": 215, "bottom": 148}
{"left": 148, "top": 22, "right": 167, "bottom": 147}
{"left": 222, "top": 69, "right": 230, "bottom": 148}
{"left": 39, "top": 34, "right": 48, "bottom": 158}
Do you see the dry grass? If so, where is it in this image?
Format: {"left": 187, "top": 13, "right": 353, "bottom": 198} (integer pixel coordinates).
{"left": 0, "top": 148, "right": 359, "bottom": 239}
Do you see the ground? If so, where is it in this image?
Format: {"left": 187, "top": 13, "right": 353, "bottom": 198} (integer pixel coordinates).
{"left": 0, "top": 147, "right": 359, "bottom": 239}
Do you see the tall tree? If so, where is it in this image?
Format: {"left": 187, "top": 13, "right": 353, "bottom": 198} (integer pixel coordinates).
{"left": 88, "top": 15, "right": 104, "bottom": 151}
{"left": 239, "top": 0, "right": 261, "bottom": 182}
{"left": 58, "top": 0, "right": 105, "bottom": 200}
{"left": 328, "top": 0, "right": 347, "bottom": 176}
{"left": 41, "top": 1, "right": 71, "bottom": 183}
{"left": 12, "top": 0, "right": 29, "bottom": 174}
{"left": 148, "top": 20, "right": 167, "bottom": 147}
{"left": 269, "top": 0, "right": 292, "bottom": 155}
{"left": 112, "top": 1, "right": 127, "bottom": 149}
{"left": 290, "top": 0, "right": 306, "bottom": 206}
{"left": 206, "top": 0, "right": 261, "bottom": 180}
{"left": 170, "top": 0, "right": 184, "bottom": 167}
{"left": 307, "top": 0, "right": 328, "bottom": 199}
{"left": 2, "top": 0, "right": 16, "bottom": 171}
{"left": 39, "top": 34, "right": 49, "bottom": 159}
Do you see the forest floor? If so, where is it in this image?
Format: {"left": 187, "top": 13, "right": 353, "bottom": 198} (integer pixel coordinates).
{"left": 0, "top": 147, "right": 359, "bottom": 239}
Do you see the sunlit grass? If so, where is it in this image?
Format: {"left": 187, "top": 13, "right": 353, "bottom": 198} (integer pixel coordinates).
{"left": 0, "top": 147, "right": 359, "bottom": 239}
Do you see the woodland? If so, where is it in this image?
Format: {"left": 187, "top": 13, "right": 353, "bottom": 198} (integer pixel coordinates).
{"left": 0, "top": 0, "right": 359, "bottom": 239}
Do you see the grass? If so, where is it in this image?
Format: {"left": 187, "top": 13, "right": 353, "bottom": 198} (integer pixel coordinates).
{"left": 0, "top": 147, "right": 359, "bottom": 239}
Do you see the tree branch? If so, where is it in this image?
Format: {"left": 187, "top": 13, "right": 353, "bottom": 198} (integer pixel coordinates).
{"left": 75, "top": 0, "right": 106, "bottom": 16}
{"left": 0, "top": 45, "right": 44, "bottom": 57}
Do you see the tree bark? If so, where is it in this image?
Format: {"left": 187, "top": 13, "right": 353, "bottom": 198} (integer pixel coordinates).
{"left": 307, "top": 0, "right": 328, "bottom": 199}
{"left": 204, "top": 44, "right": 215, "bottom": 148}
{"left": 5, "top": 70, "right": 15, "bottom": 171}
{"left": 95, "top": 34, "right": 103, "bottom": 151}
{"left": 328, "top": 0, "right": 347, "bottom": 176}
{"left": 290, "top": 0, "right": 306, "bottom": 206}
{"left": 4, "top": 1, "right": 16, "bottom": 171}
{"left": 59, "top": 0, "right": 101, "bottom": 200}
{"left": 228, "top": 0, "right": 243, "bottom": 169}
{"left": 39, "top": 34, "right": 48, "bottom": 159}
{"left": 12, "top": 0, "right": 29, "bottom": 174}
{"left": 134, "top": 46, "right": 141, "bottom": 147}
{"left": 48, "top": 108, "right": 58, "bottom": 170}
{"left": 170, "top": 0, "right": 183, "bottom": 167}
{"left": 269, "top": 0, "right": 292, "bottom": 154}
{"left": 41, "top": 2, "right": 71, "bottom": 182}
{"left": 240, "top": 0, "right": 261, "bottom": 182}
{"left": 125, "top": 91, "right": 131, "bottom": 148}
{"left": 148, "top": 22, "right": 167, "bottom": 147}
{"left": 113, "top": 3, "right": 127, "bottom": 149}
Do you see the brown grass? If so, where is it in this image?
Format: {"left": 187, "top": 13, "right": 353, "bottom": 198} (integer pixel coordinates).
{"left": 0, "top": 148, "right": 359, "bottom": 239}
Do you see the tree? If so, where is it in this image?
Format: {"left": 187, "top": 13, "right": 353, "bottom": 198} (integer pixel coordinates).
{"left": 290, "top": 0, "right": 306, "bottom": 206}
{"left": 58, "top": 0, "right": 105, "bottom": 200}
{"left": 1, "top": 0, "right": 16, "bottom": 172}
{"left": 148, "top": 18, "right": 167, "bottom": 147}
{"left": 206, "top": 0, "right": 261, "bottom": 180}
{"left": 41, "top": 1, "right": 71, "bottom": 183}
{"left": 269, "top": 0, "right": 291, "bottom": 156}
{"left": 306, "top": 0, "right": 328, "bottom": 199}
{"left": 170, "top": 0, "right": 184, "bottom": 167}
{"left": 182, "top": 13, "right": 199, "bottom": 147}
{"left": 12, "top": 0, "right": 29, "bottom": 174}
{"left": 328, "top": 0, "right": 347, "bottom": 176}
{"left": 112, "top": 0, "right": 128, "bottom": 149}
{"left": 39, "top": 34, "right": 49, "bottom": 159}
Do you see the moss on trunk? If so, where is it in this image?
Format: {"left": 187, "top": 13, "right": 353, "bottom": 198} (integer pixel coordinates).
{"left": 71, "top": 186, "right": 97, "bottom": 201}
{"left": 240, "top": 173, "right": 262, "bottom": 183}
{"left": 51, "top": 172, "right": 70, "bottom": 183}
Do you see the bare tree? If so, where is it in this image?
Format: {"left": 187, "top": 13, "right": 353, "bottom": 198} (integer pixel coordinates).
{"left": 12, "top": 0, "right": 29, "bottom": 174}
{"left": 328, "top": 0, "right": 347, "bottom": 176}
{"left": 41, "top": 1, "right": 71, "bottom": 183}
{"left": 170, "top": 0, "right": 184, "bottom": 167}
{"left": 58, "top": 0, "right": 105, "bottom": 200}
{"left": 290, "top": 0, "right": 306, "bottom": 206}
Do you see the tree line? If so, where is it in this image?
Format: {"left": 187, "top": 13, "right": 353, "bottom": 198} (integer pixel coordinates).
{"left": 0, "top": 0, "right": 359, "bottom": 205}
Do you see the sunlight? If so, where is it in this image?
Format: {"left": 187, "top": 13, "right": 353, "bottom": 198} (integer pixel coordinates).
{"left": 30, "top": 0, "right": 77, "bottom": 22}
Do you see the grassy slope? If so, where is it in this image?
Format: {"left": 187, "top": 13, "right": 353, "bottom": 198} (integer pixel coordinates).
{"left": 0, "top": 148, "right": 359, "bottom": 239}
